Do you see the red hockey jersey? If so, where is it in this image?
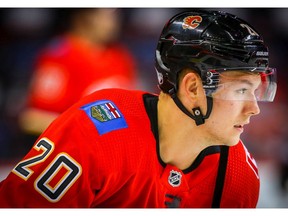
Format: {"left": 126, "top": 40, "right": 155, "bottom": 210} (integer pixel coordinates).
{"left": 0, "top": 89, "right": 260, "bottom": 207}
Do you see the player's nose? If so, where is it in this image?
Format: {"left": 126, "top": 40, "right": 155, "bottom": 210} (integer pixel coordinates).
{"left": 244, "top": 99, "right": 260, "bottom": 116}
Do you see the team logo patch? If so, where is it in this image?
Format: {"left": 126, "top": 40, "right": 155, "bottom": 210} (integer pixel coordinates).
{"left": 168, "top": 170, "right": 182, "bottom": 187}
{"left": 91, "top": 102, "right": 121, "bottom": 122}
{"left": 182, "top": 15, "right": 202, "bottom": 30}
{"left": 81, "top": 100, "right": 127, "bottom": 135}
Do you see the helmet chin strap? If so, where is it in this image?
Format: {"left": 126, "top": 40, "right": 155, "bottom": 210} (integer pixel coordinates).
{"left": 168, "top": 89, "right": 213, "bottom": 126}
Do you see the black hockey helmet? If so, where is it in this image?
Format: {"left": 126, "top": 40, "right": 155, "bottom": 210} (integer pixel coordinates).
{"left": 155, "top": 9, "right": 277, "bottom": 102}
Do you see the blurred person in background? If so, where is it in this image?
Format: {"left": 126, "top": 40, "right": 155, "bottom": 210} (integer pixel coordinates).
{"left": 18, "top": 8, "right": 138, "bottom": 148}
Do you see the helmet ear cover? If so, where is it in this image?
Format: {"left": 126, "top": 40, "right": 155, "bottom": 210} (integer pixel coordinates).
{"left": 155, "top": 39, "right": 204, "bottom": 95}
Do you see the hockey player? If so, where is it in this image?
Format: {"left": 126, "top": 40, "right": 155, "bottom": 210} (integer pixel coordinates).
{"left": 0, "top": 9, "right": 277, "bottom": 208}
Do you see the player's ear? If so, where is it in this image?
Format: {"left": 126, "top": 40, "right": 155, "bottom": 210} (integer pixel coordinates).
{"left": 178, "top": 69, "right": 203, "bottom": 100}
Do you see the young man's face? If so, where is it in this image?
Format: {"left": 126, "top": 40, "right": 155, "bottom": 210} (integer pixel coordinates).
{"left": 203, "top": 71, "right": 262, "bottom": 146}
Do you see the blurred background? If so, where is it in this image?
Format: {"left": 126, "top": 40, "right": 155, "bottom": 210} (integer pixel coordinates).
{"left": 0, "top": 8, "right": 287, "bottom": 208}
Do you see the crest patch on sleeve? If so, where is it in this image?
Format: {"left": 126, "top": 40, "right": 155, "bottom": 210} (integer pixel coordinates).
{"left": 81, "top": 100, "right": 128, "bottom": 135}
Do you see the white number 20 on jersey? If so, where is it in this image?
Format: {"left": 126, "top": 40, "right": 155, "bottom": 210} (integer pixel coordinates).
{"left": 12, "top": 138, "right": 82, "bottom": 203}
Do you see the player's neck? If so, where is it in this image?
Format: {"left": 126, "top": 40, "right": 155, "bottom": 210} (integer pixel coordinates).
{"left": 157, "top": 92, "right": 209, "bottom": 170}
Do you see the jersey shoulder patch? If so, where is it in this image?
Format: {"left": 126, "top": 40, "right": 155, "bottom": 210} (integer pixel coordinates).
{"left": 81, "top": 100, "right": 128, "bottom": 135}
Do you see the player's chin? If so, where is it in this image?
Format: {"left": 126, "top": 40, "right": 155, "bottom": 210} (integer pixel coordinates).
{"left": 224, "top": 136, "right": 240, "bottom": 147}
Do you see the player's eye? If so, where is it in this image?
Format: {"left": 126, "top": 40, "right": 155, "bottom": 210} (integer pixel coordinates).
{"left": 236, "top": 88, "right": 248, "bottom": 94}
